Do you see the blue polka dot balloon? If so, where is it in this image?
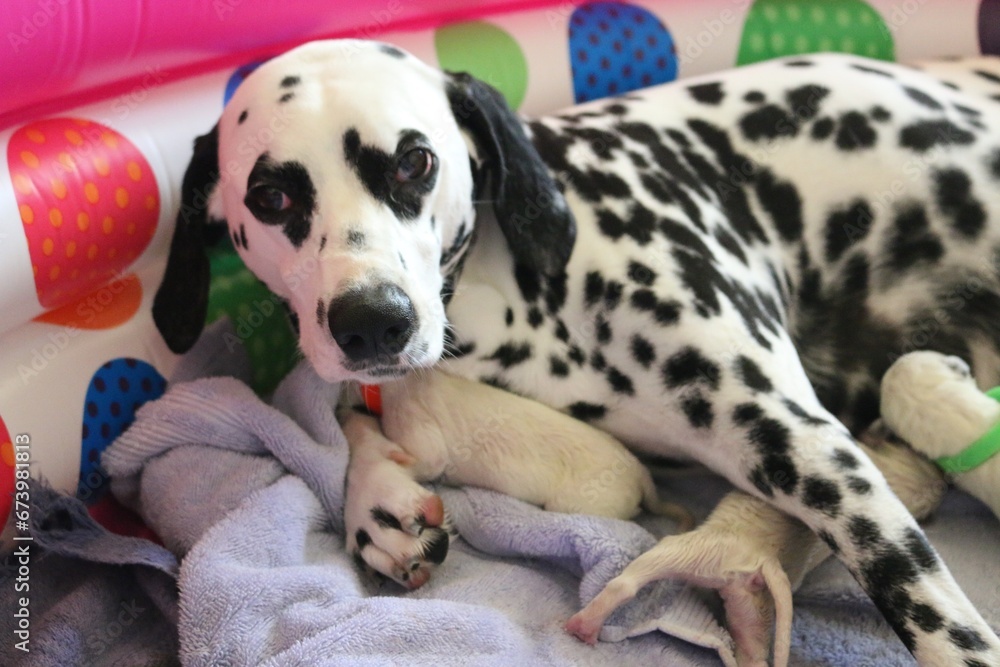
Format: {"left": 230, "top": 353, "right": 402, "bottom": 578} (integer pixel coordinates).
{"left": 78, "top": 358, "right": 166, "bottom": 501}
{"left": 569, "top": 2, "right": 678, "bottom": 103}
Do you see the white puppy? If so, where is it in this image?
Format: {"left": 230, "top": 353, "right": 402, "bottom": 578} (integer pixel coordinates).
{"left": 565, "top": 431, "right": 948, "bottom": 667}
{"left": 347, "top": 370, "right": 693, "bottom": 524}
{"left": 881, "top": 350, "right": 1000, "bottom": 519}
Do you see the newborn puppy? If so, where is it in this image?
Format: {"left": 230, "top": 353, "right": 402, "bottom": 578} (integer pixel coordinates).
{"left": 347, "top": 369, "right": 693, "bottom": 525}
{"left": 565, "top": 430, "right": 948, "bottom": 667}
{"left": 881, "top": 350, "right": 1000, "bottom": 519}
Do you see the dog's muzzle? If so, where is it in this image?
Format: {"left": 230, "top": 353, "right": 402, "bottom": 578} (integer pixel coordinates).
{"left": 327, "top": 283, "right": 417, "bottom": 363}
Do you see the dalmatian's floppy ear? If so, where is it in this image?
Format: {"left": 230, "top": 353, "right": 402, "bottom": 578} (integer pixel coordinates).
{"left": 446, "top": 72, "right": 576, "bottom": 277}
{"left": 152, "top": 125, "right": 220, "bottom": 353}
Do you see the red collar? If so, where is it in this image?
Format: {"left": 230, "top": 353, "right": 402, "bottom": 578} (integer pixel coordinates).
{"left": 359, "top": 384, "right": 382, "bottom": 416}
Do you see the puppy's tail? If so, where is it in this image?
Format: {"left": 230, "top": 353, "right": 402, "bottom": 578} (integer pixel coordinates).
{"left": 640, "top": 470, "right": 694, "bottom": 531}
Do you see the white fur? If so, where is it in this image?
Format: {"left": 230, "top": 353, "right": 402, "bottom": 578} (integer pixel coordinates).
{"left": 881, "top": 350, "right": 1000, "bottom": 519}
{"left": 346, "top": 369, "right": 693, "bottom": 525}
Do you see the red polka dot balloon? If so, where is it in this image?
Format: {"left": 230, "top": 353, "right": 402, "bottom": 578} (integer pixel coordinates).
{"left": 8, "top": 118, "right": 160, "bottom": 310}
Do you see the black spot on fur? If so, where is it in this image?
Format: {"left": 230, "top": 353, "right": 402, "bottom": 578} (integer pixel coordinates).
{"left": 630, "top": 335, "right": 656, "bottom": 368}
{"left": 487, "top": 342, "right": 532, "bottom": 368}
{"left": 870, "top": 106, "right": 891, "bottom": 122}
{"left": 596, "top": 204, "right": 656, "bottom": 245}
{"left": 604, "top": 280, "right": 624, "bottom": 310}
{"left": 786, "top": 59, "right": 814, "bottom": 67}
{"left": 280, "top": 75, "right": 301, "bottom": 88}
{"left": 934, "top": 168, "right": 986, "bottom": 239}
{"left": 755, "top": 170, "right": 803, "bottom": 242}
{"left": 948, "top": 625, "right": 991, "bottom": 651}
{"left": 735, "top": 356, "right": 772, "bottom": 392}
{"left": 237, "top": 109, "right": 248, "bottom": 124}
{"left": 733, "top": 402, "right": 764, "bottom": 425}
{"left": 887, "top": 204, "right": 944, "bottom": 273}
{"left": 904, "top": 528, "right": 939, "bottom": 572}
{"left": 802, "top": 476, "right": 842, "bottom": 517}
{"left": 989, "top": 149, "right": 1000, "bottom": 180}
{"left": 371, "top": 507, "right": 402, "bottom": 531}
{"left": 848, "top": 515, "right": 882, "bottom": 550}
{"left": 832, "top": 449, "right": 860, "bottom": 470}
{"left": 238, "top": 224, "right": 248, "bottom": 249}
{"left": 825, "top": 200, "right": 874, "bottom": 262}
{"left": 899, "top": 120, "right": 976, "bottom": 153}
{"left": 974, "top": 69, "right": 1000, "bottom": 84}
{"left": 568, "top": 346, "right": 586, "bottom": 366}
{"left": 627, "top": 261, "right": 657, "bottom": 286}
{"left": 902, "top": 85, "right": 942, "bottom": 109}
{"left": 584, "top": 271, "right": 604, "bottom": 308}
{"left": 606, "top": 367, "right": 634, "bottom": 395}
{"left": 744, "top": 90, "right": 765, "bottom": 103}
{"left": 569, "top": 401, "right": 606, "bottom": 422}
{"left": 688, "top": 82, "right": 725, "bottom": 105}
{"left": 550, "top": 356, "right": 569, "bottom": 377}
{"left": 505, "top": 308, "right": 514, "bottom": 326}
{"left": 590, "top": 350, "right": 607, "bottom": 372}
{"left": 786, "top": 84, "right": 829, "bottom": 121}
{"left": 682, "top": 394, "right": 714, "bottom": 428}
{"left": 378, "top": 44, "right": 407, "bottom": 58}
{"left": 279, "top": 92, "right": 294, "bottom": 104}
{"left": 713, "top": 227, "right": 748, "bottom": 264}
{"left": 836, "top": 112, "right": 877, "bottom": 150}
{"left": 527, "top": 307, "right": 544, "bottom": 328}
{"left": 846, "top": 476, "right": 872, "bottom": 494}
{"left": 315, "top": 299, "right": 326, "bottom": 326}
{"left": 347, "top": 229, "right": 366, "bottom": 249}
{"left": 740, "top": 105, "right": 798, "bottom": 141}
{"left": 663, "top": 347, "right": 721, "bottom": 390}
{"left": 811, "top": 117, "right": 835, "bottom": 140}
{"left": 596, "top": 315, "right": 612, "bottom": 343}
{"left": 851, "top": 64, "right": 894, "bottom": 78}
{"left": 909, "top": 603, "right": 944, "bottom": 633}
{"left": 782, "top": 398, "right": 828, "bottom": 426}
{"left": 555, "top": 320, "right": 570, "bottom": 342}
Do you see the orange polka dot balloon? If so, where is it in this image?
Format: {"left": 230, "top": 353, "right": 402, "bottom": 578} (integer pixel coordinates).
{"left": 8, "top": 118, "right": 160, "bottom": 310}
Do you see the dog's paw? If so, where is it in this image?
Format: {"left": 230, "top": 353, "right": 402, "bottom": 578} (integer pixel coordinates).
{"left": 344, "top": 440, "right": 451, "bottom": 590}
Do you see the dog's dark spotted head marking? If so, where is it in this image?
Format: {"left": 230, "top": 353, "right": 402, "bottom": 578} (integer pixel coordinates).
{"left": 342, "top": 128, "right": 438, "bottom": 221}
{"left": 280, "top": 75, "right": 301, "bottom": 88}
{"left": 237, "top": 109, "right": 248, "bottom": 124}
{"left": 244, "top": 153, "right": 316, "bottom": 248}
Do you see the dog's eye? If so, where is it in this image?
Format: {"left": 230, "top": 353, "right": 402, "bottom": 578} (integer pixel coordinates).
{"left": 396, "top": 148, "right": 434, "bottom": 182}
{"left": 248, "top": 185, "right": 292, "bottom": 212}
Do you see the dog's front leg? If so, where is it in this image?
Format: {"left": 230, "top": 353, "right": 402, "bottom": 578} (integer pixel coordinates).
{"left": 341, "top": 411, "right": 451, "bottom": 590}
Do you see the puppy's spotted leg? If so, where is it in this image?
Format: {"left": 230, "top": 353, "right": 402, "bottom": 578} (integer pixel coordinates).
{"left": 342, "top": 412, "right": 450, "bottom": 590}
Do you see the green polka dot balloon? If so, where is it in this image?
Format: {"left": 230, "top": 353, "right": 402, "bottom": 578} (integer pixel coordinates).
{"left": 434, "top": 21, "right": 528, "bottom": 109}
{"left": 737, "top": 0, "right": 894, "bottom": 66}
{"left": 206, "top": 246, "right": 299, "bottom": 395}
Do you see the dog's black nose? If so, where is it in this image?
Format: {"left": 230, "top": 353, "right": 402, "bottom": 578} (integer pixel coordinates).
{"left": 327, "top": 284, "right": 416, "bottom": 362}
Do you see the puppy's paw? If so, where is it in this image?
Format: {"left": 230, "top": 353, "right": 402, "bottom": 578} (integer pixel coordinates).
{"left": 564, "top": 610, "right": 602, "bottom": 645}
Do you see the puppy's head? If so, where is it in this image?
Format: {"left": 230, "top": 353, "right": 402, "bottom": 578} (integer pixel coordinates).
{"left": 154, "top": 40, "right": 574, "bottom": 383}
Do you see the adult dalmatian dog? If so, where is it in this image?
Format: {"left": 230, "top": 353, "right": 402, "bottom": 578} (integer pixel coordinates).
{"left": 154, "top": 39, "right": 1000, "bottom": 665}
